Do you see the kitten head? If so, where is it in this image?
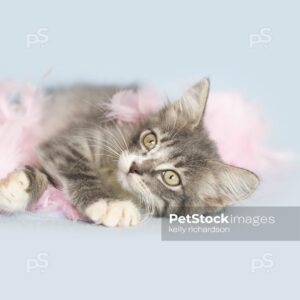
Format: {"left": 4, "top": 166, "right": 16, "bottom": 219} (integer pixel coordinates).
{"left": 117, "top": 78, "right": 259, "bottom": 215}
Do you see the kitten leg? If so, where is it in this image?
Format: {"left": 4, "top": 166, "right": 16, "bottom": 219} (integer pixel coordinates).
{"left": 85, "top": 199, "right": 140, "bottom": 227}
{"left": 0, "top": 166, "right": 48, "bottom": 212}
{"left": 37, "top": 136, "right": 142, "bottom": 227}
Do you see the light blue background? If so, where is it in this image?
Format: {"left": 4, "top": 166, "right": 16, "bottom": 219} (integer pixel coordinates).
{"left": 0, "top": 1, "right": 299, "bottom": 299}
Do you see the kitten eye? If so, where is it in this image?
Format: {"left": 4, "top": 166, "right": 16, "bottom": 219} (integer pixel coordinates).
{"left": 162, "top": 170, "right": 181, "bottom": 186}
{"left": 143, "top": 132, "right": 157, "bottom": 150}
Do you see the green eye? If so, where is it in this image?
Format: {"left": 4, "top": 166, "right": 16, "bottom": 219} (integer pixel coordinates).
{"left": 162, "top": 170, "right": 181, "bottom": 186}
{"left": 143, "top": 132, "right": 157, "bottom": 150}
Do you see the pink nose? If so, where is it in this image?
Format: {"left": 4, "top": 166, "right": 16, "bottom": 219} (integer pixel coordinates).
{"left": 129, "top": 162, "right": 142, "bottom": 175}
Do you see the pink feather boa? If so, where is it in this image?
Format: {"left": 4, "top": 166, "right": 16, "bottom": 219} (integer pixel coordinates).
{"left": 0, "top": 82, "right": 289, "bottom": 220}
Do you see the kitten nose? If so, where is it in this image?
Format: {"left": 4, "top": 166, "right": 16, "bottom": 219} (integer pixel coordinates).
{"left": 129, "top": 162, "right": 142, "bottom": 175}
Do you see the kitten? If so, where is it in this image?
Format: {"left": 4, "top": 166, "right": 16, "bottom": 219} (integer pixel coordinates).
{"left": 0, "top": 78, "right": 259, "bottom": 226}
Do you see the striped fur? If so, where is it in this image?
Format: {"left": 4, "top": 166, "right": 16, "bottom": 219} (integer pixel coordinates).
{"left": 0, "top": 79, "right": 259, "bottom": 225}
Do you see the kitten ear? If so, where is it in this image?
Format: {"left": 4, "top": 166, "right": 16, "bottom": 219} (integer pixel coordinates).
{"left": 162, "top": 78, "right": 210, "bottom": 130}
{"left": 198, "top": 160, "right": 259, "bottom": 208}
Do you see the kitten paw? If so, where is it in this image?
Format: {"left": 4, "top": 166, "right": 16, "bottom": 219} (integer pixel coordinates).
{"left": 0, "top": 170, "right": 31, "bottom": 212}
{"left": 85, "top": 200, "right": 140, "bottom": 227}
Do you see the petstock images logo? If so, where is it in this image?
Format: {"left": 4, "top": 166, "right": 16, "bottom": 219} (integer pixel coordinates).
{"left": 161, "top": 207, "right": 300, "bottom": 241}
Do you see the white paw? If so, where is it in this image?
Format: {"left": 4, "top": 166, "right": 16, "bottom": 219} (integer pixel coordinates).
{"left": 0, "top": 170, "right": 31, "bottom": 212}
{"left": 85, "top": 200, "right": 140, "bottom": 227}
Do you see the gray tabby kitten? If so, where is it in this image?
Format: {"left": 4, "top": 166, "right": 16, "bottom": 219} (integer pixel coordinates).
{"left": 0, "top": 78, "right": 259, "bottom": 226}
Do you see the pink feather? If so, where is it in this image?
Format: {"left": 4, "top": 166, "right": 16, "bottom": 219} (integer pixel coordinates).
{"left": 0, "top": 82, "right": 42, "bottom": 179}
{"left": 205, "top": 92, "right": 290, "bottom": 175}
{"left": 107, "top": 89, "right": 164, "bottom": 123}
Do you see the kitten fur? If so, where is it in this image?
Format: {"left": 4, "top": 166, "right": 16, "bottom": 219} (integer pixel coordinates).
{"left": 0, "top": 79, "right": 259, "bottom": 226}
